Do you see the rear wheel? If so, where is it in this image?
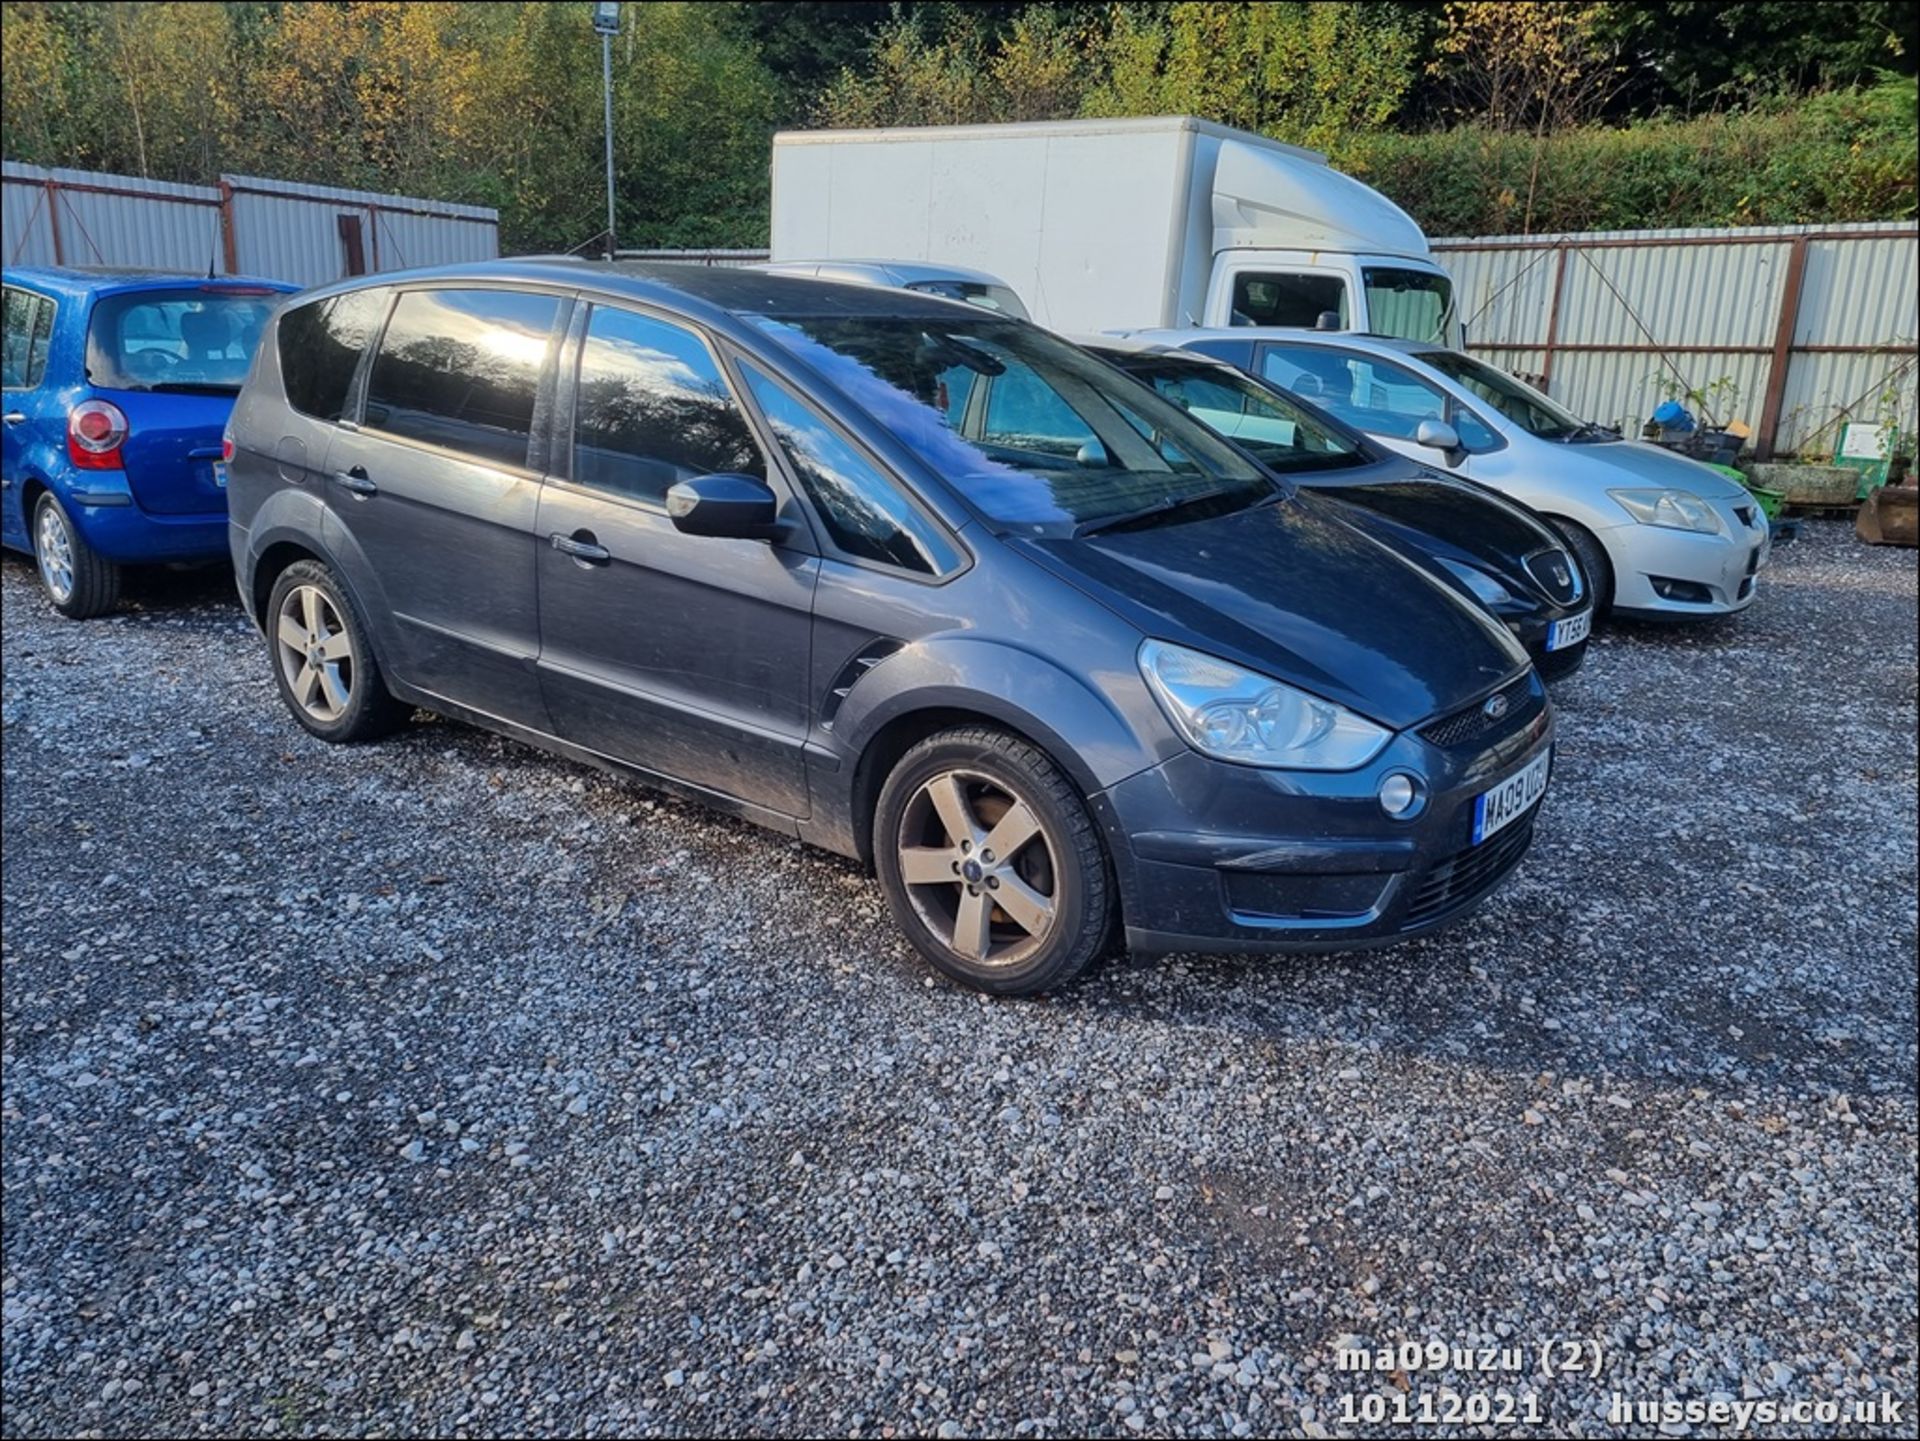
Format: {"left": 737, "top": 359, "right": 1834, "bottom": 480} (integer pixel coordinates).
{"left": 1550, "top": 518, "right": 1613, "bottom": 616}
{"left": 266, "top": 560, "right": 408, "bottom": 742}
{"left": 874, "top": 726, "right": 1112, "bottom": 995}
{"left": 32, "top": 493, "right": 121, "bottom": 619}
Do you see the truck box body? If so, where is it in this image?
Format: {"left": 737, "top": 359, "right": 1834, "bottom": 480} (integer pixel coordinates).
{"left": 770, "top": 116, "right": 1455, "bottom": 343}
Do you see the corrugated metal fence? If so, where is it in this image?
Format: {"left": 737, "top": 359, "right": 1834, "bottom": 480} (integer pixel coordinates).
{"left": 1434, "top": 221, "right": 1919, "bottom": 459}
{"left": 3, "top": 162, "right": 498, "bottom": 289}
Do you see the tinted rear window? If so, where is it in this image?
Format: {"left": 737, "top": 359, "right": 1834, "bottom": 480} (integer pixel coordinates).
{"left": 86, "top": 288, "right": 281, "bottom": 392}
{"left": 363, "top": 287, "right": 561, "bottom": 470}
{"left": 278, "top": 288, "right": 390, "bottom": 421}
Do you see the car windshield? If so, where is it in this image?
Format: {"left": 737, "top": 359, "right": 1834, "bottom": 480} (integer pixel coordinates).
{"left": 86, "top": 287, "right": 281, "bottom": 392}
{"left": 903, "top": 279, "right": 1031, "bottom": 322}
{"left": 1420, "top": 350, "right": 1598, "bottom": 441}
{"left": 750, "top": 313, "right": 1272, "bottom": 532}
{"left": 1363, "top": 267, "right": 1455, "bottom": 345}
{"left": 1112, "top": 355, "right": 1366, "bottom": 474}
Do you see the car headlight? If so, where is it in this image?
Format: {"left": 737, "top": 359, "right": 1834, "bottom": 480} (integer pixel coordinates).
{"left": 1436, "top": 557, "right": 1515, "bottom": 608}
{"left": 1138, "top": 640, "right": 1390, "bottom": 770}
{"left": 1609, "top": 488, "right": 1725, "bottom": 535}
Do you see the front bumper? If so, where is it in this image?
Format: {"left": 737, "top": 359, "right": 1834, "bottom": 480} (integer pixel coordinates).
{"left": 1505, "top": 611, "right": 1588, "bottom": 681}
{"left": 1095, "top": 672, "right": 1554, "bottom": 955}
{"left": 1603, "top": 502, "right": 1770, "bottom": 618}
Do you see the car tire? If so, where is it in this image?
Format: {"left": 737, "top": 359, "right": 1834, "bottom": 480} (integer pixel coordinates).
{"left": 265, "top": 559, "right": 409, "bottom": 743}
{"left": 32, "top": 492, "right": 121, "bottom": 619}
{"left": 874, "top": 725, "right": 1113, "bottom": 995}
{"left": 1550, "top": 518, "right": 1614, "bottom": 616}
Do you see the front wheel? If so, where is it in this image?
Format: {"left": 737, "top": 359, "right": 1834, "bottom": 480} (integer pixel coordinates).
{"left": 33, "top": 493, "right": 121, "bottom": 619}
{"left": 1550, "top": 518, "right": 1614, "bottom": 617}
{"left": 874, "top": 726, "right": 1113, "bottom": 995}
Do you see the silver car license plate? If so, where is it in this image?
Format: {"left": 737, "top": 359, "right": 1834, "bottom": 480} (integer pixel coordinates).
{"left": 1473, "top": 747, "right": 1551, "bottom": 845}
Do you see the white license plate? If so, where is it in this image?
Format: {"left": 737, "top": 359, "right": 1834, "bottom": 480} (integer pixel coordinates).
{"left": 212, "top": 461, "right": 229, "bottom": 489}
{"left": 1473, "top": 747, "right": 1551, "bottom": 845}
{"left": 1547, "top": 609, "right": 1591, "bottom": 650}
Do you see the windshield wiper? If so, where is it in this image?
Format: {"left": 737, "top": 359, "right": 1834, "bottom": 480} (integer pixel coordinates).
{"left": 146, "top": 381, "right": 241, "bottom": 394}
{"left": 1557, "top": 421, "right": 1617, "bottom": 443}
{"left": 1073, "top": 486, "right": 1267, "bottom": 538}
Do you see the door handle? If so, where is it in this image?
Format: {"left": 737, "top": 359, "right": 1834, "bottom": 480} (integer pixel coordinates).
{"left": 334, "top": 468, "right": 377, "bottom": 497}
{"left": 549, "top": 531, "right": 611, "bottom": 564}
{"left": 2, "top": 412, "right": 26, "bottom": 425}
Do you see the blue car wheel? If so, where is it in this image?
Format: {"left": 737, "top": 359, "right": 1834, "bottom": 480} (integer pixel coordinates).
{"left": 33, "top": 493, "right": 121, "bottom": 619}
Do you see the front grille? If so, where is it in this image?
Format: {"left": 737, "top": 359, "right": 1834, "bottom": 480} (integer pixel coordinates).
{"left": 1524, "top": 548, "right": 1581, "bottom": 604}
{"left": 1403, "top": 817, "right": 1536, "bottom": 927}
{"left": 1537, "top": 643, "right": 1585, "bottom": 681}
{"left": 1419, "top": 674, "right": 1541, "bottom": 749}
{"left": 1734, "top": 504, "right": 1756, "bottom": 529}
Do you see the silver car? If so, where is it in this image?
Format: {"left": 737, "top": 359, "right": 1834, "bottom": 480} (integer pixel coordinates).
{"left": 1118, "top": 328, "right": 1771, "bottom": 620}
{"left": 756, "top": 259, "right": 1031, "bottom": 321}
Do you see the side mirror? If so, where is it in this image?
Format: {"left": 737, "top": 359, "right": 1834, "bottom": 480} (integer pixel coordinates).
{"left": 1414, "top": 419, "right": 1462, "bottom": 455}
{"left": 1313, "top": 310, "right": 1342, "bottom": 331}
{"left": 666, "top": 472, "right": 784, "bottom": 540}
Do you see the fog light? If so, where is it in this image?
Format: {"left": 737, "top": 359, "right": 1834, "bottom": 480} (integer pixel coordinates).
{"left": 1379, "top": 772, "right": 1420, "bottom": 818}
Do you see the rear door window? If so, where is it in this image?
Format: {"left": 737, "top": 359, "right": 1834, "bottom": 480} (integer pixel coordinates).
{"left": 278, "top": 288, "right": 391, "bottom": 422}
{"left": 569, "top": 304, "right": 764, "bottom": 504}
{"left": 364, "top": 287, "right": 561, "bottom": 470}
{"left": 3, "top": 287, "right": 53, "bottom": 389}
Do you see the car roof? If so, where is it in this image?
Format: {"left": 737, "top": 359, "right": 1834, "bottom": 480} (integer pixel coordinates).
{"left": 762, "top": 259, "right": 1017, "bottom": 289}
{"left": 3, "top": 264, "right": 297, "bottom": 299}
{"left": 1120, "top": 325, "right": 1448, "bottom": 360}
{"left": 295, "top": 257, "right": 993, "bottom": 332}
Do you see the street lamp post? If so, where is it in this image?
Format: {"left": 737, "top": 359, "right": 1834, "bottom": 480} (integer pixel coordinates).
{"left": 593, "top": 2, "right": 620, "bottom": 258}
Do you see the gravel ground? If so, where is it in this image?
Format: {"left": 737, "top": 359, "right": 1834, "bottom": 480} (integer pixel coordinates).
{"left": 3, "top": 520, "right": 1915, "bottom": 1439}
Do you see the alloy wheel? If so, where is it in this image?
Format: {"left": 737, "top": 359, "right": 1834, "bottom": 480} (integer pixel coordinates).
{"left": 896, "top": 769, "right": 1059, "bottom": 967}
{"left": 36, "top": 505, "right": 75, "bottom": 604}
{"left": 276, "top": 584, "right": 355, "bottom": 723}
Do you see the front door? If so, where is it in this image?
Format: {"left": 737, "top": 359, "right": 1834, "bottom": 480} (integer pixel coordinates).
{"left": 534, "top": 302, "right": 818, "bottom": 818}
{"left": 324, "top": 283, "right": 567, "bottom": 726}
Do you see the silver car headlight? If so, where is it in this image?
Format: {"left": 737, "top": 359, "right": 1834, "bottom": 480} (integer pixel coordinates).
{"left": 1436, "top": 557, "right": 1515, "bottom": 608}
{"left": 1138, "top": 640, "right": 1390, "bottom": 770}
{"left": 1609, "top": 488, "right": 1725, "bottom": 535}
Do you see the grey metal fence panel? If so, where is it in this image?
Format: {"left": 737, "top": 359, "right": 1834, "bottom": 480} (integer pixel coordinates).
{"left": 221, "top": 174, "right": 498, "bottom": 288}
{"left": 3, "top": 162, "right": 223, "bottom": 271}
{"left": 1435, "top": 220, "right": 1919, "bottom": 458}
{"left": 3, "top": 162, "right": 499, "bottom": 289}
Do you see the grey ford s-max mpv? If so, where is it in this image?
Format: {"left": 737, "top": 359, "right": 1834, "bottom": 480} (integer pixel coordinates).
{"left": 226, "top": 261, "right": 1554, "bottom": 994}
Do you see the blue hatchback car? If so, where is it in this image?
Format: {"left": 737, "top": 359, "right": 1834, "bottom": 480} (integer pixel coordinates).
{"left": 3, "top": 266, "right": 297, "bottom": 617}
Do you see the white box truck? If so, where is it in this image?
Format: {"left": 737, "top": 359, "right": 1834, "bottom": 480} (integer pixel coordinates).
{"left": 770, "top": 115, "right": 1460, "bottom": 344}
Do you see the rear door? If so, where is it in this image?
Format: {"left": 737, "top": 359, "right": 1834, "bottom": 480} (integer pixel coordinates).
{"left": 2, "top": 285, "right": 58, "bottom": 546}
{"left": 534, "top": 301, "right": 820, "bottom": 817}
{"left": 323, "top": 284, "right": 567, "bottom": 727}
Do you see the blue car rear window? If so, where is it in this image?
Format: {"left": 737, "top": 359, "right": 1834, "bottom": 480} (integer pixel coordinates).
{"left": 86, "top": 288, "right": 281, "bottom": 393}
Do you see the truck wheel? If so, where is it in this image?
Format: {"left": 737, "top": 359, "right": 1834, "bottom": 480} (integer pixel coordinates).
{"left": 32, "top": 493, "right": 122, "bottom": 619}
{"left": 874, "top": 726, "right": 1113, "bottom": 995}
